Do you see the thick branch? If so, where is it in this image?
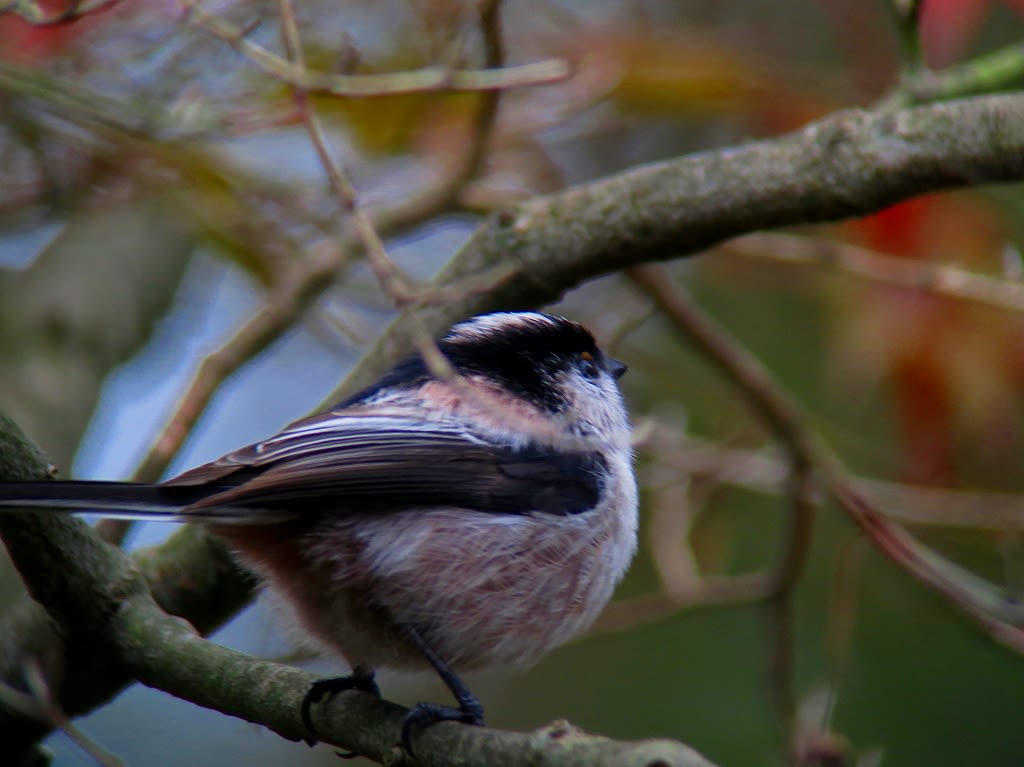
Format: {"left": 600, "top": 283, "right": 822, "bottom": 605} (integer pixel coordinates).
{"left": 6, "top": 89, "right": 1024, "bottom": 761}
{"left": 331, "top": 91, "right": 1024, "bottom": 401}
{"left": 0, "top": 200, "right": 196, "bottom": 759}
{"left": 0, "top": 418, "right": 714, "bottom": 766}
{"left": 0, "top": 417, "right": 256, "bottom": 761}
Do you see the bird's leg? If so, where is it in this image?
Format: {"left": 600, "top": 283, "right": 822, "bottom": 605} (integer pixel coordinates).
{"left": 301, "top": 664, "right": 381, "bottom": 738}
{"left": 397, "top": 622, "right": 485, "bottom": 756}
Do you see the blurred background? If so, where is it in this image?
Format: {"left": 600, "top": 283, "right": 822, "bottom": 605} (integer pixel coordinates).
{"left": 3, "top": 0, "right": 1024, "bottom": 765}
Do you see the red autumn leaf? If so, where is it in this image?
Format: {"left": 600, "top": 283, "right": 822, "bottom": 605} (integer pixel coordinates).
{"left": 837, "top": 195, "right": 1017, "bottom": 484}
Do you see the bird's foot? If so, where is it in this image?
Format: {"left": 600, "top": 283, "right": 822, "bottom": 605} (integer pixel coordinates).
{"left": 301, "top": 666, "right": 380, "bottom": 741}
{"left": 400, "top": 699, "right": 485, "bottom": 757}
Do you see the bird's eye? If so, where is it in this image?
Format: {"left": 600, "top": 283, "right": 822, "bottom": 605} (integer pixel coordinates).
{"left": 579, "top": 351, "right": 600, "bottom": 379}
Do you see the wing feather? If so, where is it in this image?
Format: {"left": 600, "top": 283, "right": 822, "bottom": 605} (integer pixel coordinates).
{"left": 166, "top": 410, "right": 604, "bottom": 517}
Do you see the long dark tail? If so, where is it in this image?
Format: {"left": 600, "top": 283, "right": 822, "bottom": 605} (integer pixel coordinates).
{"left": 0, "top": 480, "right": 210, "bottom": 521}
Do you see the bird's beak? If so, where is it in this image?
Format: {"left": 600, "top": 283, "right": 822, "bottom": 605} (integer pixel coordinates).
{"left": 608, "top": 358, "right": 628, "bottom": 380}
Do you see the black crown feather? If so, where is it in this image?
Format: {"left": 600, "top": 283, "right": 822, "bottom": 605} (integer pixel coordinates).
{"left": 341, "top": 312, "right": 601, "bottom": 412}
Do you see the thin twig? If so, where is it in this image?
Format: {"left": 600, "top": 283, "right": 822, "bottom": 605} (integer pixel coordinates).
{"left": 276, "top": 0, "right": 531, "bottom": 400}
{"left": 122, "top": 0, "right": 514, "bottom": 503}
{"left": 772, "top": 459, "right": 818, "bottom": 595}
{"left": 645, "top": 472, "right": 703, "bottom": 600}
{"left": 825, "top": 536, "right": 869, "bottom": 716}
{"left": 184, "top": 0, "right": 568, "bottom": 97}
{"left": 765, "top": 594, "right": 799, "bottom": 766}
{"left": 886, "top": 0, "right": 924, "bottom": 75}
{"left": 630, "top": 265, "right": 815, "bottom": 762}
{"left": 718, "top": 232, "right": 1024, "bottom": 315}
{"left": 629, "top": 264, "right": 818, "bottom": 596}
{"left": 832, "top": 484, "right": 1024, "bottom": 652}
{"left": 767, "top": 466, "right": 817, "bottom": 766}
{"left": 902, "top": 41, "right": 1024, "bottom": 104}
{"left": 99, "top": 241, "right": 351, "bottom": 545}
{"left": 277, "top": 0, "right": 418, "bottom": 306}
{"left": 275, "top": 0, "right": 467, "bottom": 393}
{"left": 628, "top": 266, "right": 812, "bottom": 460}
{"left": 0, "top": 660, "right": 126, "bottom": 767}
{"left": 591, "top": 573, "right": 774, "bottom": 636}
{"left": 628, "top": 264, "right": 1024, "bottom": 656}
{"left": 449, "top": 0, "right": 504, "bottom": 195}
{"left": 276, "top": 0, "right": 593, "bottom": 452}
{"left": 647, "top": 429, "right": 1024, "bottom": 532}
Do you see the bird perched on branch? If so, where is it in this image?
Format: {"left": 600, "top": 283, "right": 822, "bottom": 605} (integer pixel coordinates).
{"left": 0, "top": 311, "right": 638, "bottom": 754}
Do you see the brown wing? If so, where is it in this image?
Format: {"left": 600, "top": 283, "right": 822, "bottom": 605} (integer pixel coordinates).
{"left": 165, "top": 410, "right": 605, "bottom": 518}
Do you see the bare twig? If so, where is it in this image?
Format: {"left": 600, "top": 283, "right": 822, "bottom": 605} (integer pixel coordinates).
{"left": 648, "top": 429, "right": 1024, "bottom": 532}
{"left": 896, "top": 41, "right": 1024, "bottom": 105}
{"left": 629, "top": 264, "right": 818, "bottom": 597}
{"left": 275, "top": 0, "right": 469, "bottom": 394}
{"left": 629, "top": 265, "right": 816, "bottom": 763}
{"left": 886, "top": 0, "right": 924, "bottom": 74}
{"left": 832, "top": 484, "right": 1024, "bottom": 652}
{"left": 277, "top": 0, "right": 529, "bottom": 395}
{"left": 125, "top": 0, "right": 516, "bottom": 496}
{"left": 0, "top": 660, "right": 125, "bottom": 767}
{"left": 765, "top": 594, "right": 799, "bottom": 766}
{"left": 452, "top": 0, "right": 504, "bottom": 194}
{"left": 825, "top": 536, "right": 869, "bottom": 704}
{"left": 276, "top": 0, "right": 417, "bottom": 306}
{"left": 718, "top": 232, "right": 1024, "bottom": 315}
{"left": 628, "top": 264, "right": 1024, "bottom": 656}
{"left": 645, "top": 472, "right": 702, "bottom": 600}
{"left": 767, "top": 466, "right": 817, "bottom": 766}
{"left": 183, "top": 0, "right": 568, "bottom": 97}
{"left": 591, "top": 573, "right": 774, "bottom": 636}
{"left": 129, "top": 241, "right": 349, "bottom": 490}
{"left": 277, "top": 0, "right": 595, "bottom": 453}
{"left": 277, "top": 0, "right": 508, "bottom": 308}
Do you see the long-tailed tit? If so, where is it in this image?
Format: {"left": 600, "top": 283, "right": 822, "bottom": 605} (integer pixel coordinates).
{"left": 0, "top": 311, "right": 638, "bottom": 753}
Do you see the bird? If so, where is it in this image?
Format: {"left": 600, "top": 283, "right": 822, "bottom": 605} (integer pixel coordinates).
{"left": 0, "top": 311, "right": 639, "bottom": 754}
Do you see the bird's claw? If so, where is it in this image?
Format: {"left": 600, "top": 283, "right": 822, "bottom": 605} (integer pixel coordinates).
{"left": 301, "top": 667, "right": 381, "bottom": 740}
{"left": 400, "top": 700, "right": 485, "bottom": 757}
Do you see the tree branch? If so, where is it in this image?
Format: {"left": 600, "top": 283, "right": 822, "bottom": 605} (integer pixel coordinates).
{"left": 6, "top": 83, "right": 1024, "bottom": 764}
{"left": 183, "top": 0, "right": 569, "bottom": 97}
{"left": 0, "top": 416, "right": 716, "bottom": 765}
{"left": 329, "top": 91, "right": 1024, "bottom": 403}
{"left": 715, "top": 232, "right": 1024, "bottom": 314}
{"left": 621, "top": 267, "right": 1024, "bottom": 655}
{"left": 0, "top": 201, "right": 198, "bottom": 759}
{"left": 0, "top": 417, "right": 257, "bottom": 762}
